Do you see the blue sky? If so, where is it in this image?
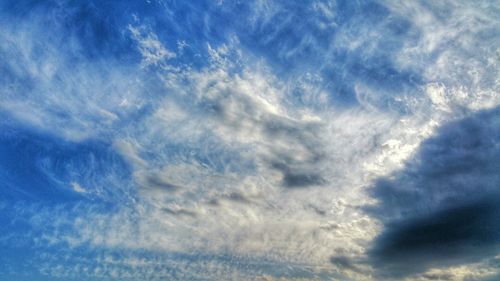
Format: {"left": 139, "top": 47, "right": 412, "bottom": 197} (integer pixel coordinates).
{"left": 0, "top": 0, "right": 499, "bottom": 280}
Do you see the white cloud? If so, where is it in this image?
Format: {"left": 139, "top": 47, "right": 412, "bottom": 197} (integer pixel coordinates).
{"left": 70, "top": 182, "right": 86, "bottom": 193}
{"left": 0, "top": 21, "right": 148, "bottom": 141}
{"left": 129, "top": 24, "right": 176, "bottom": 67}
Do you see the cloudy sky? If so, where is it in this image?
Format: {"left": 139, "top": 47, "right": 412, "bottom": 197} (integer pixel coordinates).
{"left": 0, "top": 0, "right": 499, "bottom": 280}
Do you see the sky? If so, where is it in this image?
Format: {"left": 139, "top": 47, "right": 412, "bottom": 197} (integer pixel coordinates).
{"left": 0, "top": 0, "right": 499, "bottom": 280}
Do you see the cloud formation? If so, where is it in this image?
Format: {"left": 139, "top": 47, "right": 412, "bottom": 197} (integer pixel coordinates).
{"left": 368, "top": 108, "right": 500, "bottom": 278}
{"left": 0, "top": 0, "right": 499, "bottom": 280}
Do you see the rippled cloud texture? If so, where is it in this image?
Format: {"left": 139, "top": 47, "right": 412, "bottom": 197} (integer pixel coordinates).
{"left": 0, "top": 1, "right": 499, "bottom": 280}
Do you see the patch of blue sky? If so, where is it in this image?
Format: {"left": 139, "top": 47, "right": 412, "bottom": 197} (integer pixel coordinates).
{"left": 0, "top": 120, "right": 135, "bottom": 204}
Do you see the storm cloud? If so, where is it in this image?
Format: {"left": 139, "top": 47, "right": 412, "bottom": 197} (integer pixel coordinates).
{"left": 368, "top": 107, "right": 500, "bottom": 277}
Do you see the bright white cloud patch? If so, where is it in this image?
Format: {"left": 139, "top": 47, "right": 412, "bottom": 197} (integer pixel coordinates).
{"left": 129, "top": 24, "right": 176, "bottom": 67}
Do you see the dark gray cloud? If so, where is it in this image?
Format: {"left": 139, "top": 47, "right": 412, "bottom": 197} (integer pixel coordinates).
{"left": 370, "top": 196, "right": 500, "bottom": 277}
{"left": 366, "top": 107, "right": 500, "bottom": 277}
{"left": 138, "top": 171, "right": 182, "bottom": 192}
{"left": 191, "top": 72, "right": 328, "bottom": 189}
{"left": 329, "top": 255, "right": 361, "bottom": 272}
{"left": 261, "top": 118, "right": 327, "bottom": 189}
{"left": 208, "top": 192, "right": 253, "bottom": 206}
{"left": 161, "top": 207, "right": 197, "bottom": 218}
{"left": 422, "top": 273, "right": 453, "bottom": 281}
{"left": 282, "top": 172, "right": 325, "bottom": 188}
{"left": 262, "top": 122, "right": 326, "bottom": 189}
{"left": 272, "top": 161, "right": 326, "bottom": 188}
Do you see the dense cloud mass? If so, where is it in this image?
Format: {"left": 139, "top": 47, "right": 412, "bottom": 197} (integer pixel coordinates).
{"left": 368, "top": 108, "right": 500, "bottom": 277}
{"left": 0, "top": 0, "right": 499, "bottom": 280}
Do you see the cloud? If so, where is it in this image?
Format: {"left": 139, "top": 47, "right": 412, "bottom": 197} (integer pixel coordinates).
{"left": 70, "top": 182, "right": 86, "bottom": 193}
{"left": 0, "top": 0, "right": 499, "bottom": 280}
{"left": 129, "top": 24, "right": 176, "bottom": 67}
{"left": 0, "top": 124, "right": 135, "bottom": 204}
{"left": 371, "top": 197, "right": 500, "bottom": 276}
{"left": 367, "top": 107, "right": 500, "bottom": 277}
{"left": 0, "top": 13, "right": 150, "bottom": 141}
